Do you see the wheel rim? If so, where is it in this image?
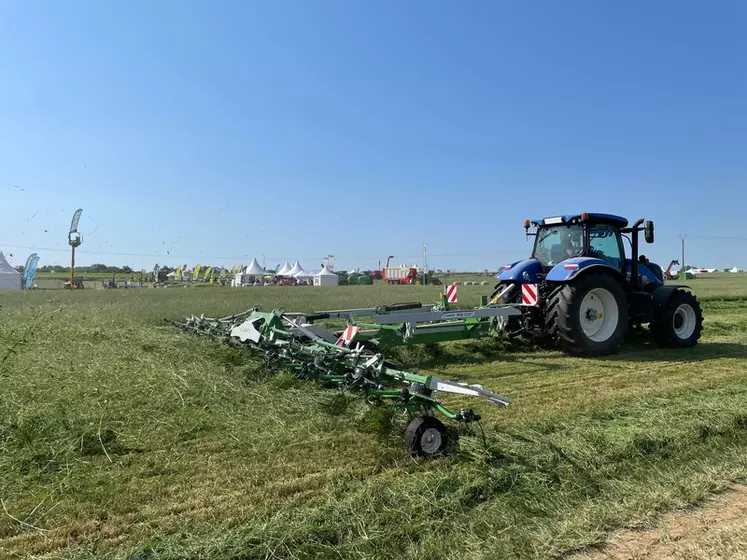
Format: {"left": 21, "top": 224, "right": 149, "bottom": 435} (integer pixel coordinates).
{"left": 579, "top": 288, "right": 619, "bottom": 342}
{"left": 673, "top": 303, "right": 696, "bottom": 339}
{"left": 420, "top": 427, "right": 443, "bottom": 454}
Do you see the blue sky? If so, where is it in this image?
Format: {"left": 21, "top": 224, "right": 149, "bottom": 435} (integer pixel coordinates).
{"left": 1, "top": 0, "right": 745, "bottom": 271}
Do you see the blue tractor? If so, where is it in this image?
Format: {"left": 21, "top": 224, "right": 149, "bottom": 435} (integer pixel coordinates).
{"left": 492, "top": 213, "right": 703, "bottom": 356}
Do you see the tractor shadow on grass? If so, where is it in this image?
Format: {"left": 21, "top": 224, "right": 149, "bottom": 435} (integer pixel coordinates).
{"left": 390, "top": 338, "right": 576, "bottom": 380}
{"left": 602, "top": 339, "right": 747, "bottom": 364}
{"left": 389, "top": 334, "right": 747, "bottom": 376}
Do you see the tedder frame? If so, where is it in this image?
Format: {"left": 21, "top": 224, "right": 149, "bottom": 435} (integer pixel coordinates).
{"left": 177, "top": 290, "right": 537, "bottom": 457}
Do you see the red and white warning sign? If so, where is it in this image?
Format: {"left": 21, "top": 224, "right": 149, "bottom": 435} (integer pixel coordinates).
{"left": 445, "top": 283, "right": 458, "bottom": 303}
{"left": 337, "top": 325, "right": 361, "bottom": 346}
{"left": 521, "top": 284, "right": 538, "bottom": 306}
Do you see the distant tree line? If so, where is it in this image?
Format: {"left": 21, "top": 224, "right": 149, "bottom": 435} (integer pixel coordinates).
{"left": 35, "top": 263, "right": 175, "bottom": 275}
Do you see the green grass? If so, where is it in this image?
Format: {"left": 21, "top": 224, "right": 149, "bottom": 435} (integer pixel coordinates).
{"left": 1, "top": 280, "right": 747, "bottom": 559}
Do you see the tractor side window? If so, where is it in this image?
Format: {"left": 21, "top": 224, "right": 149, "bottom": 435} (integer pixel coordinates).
{"left": 589, "top": 225, "right": 623, "bottom": 270}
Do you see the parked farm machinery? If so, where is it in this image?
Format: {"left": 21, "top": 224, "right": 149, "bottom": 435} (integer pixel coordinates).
{"left": 379, "top": 255, "right": 440, "bottom": 285}
{"left": 664, "top": 260, "right": 680, "bottom": 281}
{"left": 177, "top": 301, "right": 522, "bottom": 457}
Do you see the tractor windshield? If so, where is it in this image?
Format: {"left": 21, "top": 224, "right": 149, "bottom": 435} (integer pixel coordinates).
{"left": 533, "top": 224, "right": 584, "bottom": 265}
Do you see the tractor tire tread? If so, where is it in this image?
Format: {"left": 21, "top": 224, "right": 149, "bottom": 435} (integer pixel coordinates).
{"left": 650, "top": 289, "right": 704, "bottom": 348}
{"left": 550, "top": 272, "right": 629, "bottom": 356}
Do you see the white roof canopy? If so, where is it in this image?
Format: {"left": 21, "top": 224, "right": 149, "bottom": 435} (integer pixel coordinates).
{"left": 287, "top": 261, "right": 304, "bottom": 275}
{"left": 277, "top": 261, "right": 291, "bottom": 275}
{"left": 315, "top": 265, "right": 337, "bottom": 276}
{"left": 244, "top": 258, "right": 267, "bottom": 275}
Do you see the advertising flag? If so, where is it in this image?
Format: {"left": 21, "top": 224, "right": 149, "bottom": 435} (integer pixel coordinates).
{"left": 24, "top": 254, "right": 40, "bottom": 289}
{"left": 69, "top": 209, "right": 83, "bottom": 233}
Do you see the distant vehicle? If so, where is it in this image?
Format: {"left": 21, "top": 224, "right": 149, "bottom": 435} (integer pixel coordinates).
{"left": 378, "top": 256, "right": 437, "bottom": 285}
{"left": 383, "top": 264, "right": 421, "bottom": 284}
{"left": 64, "top": 277, "right": 84, "bottom": 289}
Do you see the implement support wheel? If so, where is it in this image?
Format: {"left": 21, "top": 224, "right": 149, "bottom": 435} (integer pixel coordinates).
{"left": 405, "top": 416, "right": 447, "bottom": 457}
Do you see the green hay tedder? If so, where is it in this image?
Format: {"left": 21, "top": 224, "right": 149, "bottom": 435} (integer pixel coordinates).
{"left": 178, "top": 300, "right": 519, "bottom": 457}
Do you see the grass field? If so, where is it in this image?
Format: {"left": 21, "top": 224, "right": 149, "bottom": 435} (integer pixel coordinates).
{"left": 2, "top": 275, "right": 747, "bottom": 559}
{"left": 33, "top": 272, "right": 152, "bottom": 291}
{"left": 30, "top": 271, "right": 499, "bottom": 291}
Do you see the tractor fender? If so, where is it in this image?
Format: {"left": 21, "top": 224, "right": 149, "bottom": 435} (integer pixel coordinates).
{"left": 651, "top": 285, "right": 691, "bottom": 312}
{"left": 497, "top": 259, "right": 541, "bottom": 283}
{"left": 546, "top": 257, "right": 625, "bottom": 283}
{"left": 625, "top": 261, "right": 663, "bottom": 287}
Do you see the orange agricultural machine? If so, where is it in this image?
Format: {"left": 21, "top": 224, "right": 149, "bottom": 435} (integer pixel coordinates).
{"left": 664, "top": 260, "right": 679, "bottom": 280}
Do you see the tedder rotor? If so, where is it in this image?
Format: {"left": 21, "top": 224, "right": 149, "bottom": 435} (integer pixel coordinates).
{"left": 178, "top": 303, "right": 517, "bottom": 457}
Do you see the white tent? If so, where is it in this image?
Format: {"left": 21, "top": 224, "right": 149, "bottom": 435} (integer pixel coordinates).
{"left": 314, "top": 265, "right": 339, "bottom": 286}
{"left": 730, "top": 266, "right": 742, "bottom": 273}
{"left": 276, "top": 261, "right": 291, "bottom": 275}
{"left": 287, "top": 261, "right": 304, "bottom": 276}
{"left": 244, "top": 258, "right": 267, "bottom": 276}
{"left": 0, "top": 252, "right": 21, "bottom": 291}
{"left": 294, "top": 266, "right": 314, "bottom": 284}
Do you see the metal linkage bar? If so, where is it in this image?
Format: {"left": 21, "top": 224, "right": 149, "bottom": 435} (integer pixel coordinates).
{"left": 295, "top": 302, "right": 436, "bottom": 323}
{"left": 370, "top": 306, "right": 521, "bottom": 325}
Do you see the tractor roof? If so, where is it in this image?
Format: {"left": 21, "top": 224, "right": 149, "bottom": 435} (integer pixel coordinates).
{"left": 531, "top": 213, "right": 628, "bottom": 228}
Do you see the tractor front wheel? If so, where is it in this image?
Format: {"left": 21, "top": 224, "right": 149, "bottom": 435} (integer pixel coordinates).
{"left": 405, "top": 416, "right": 447, "bottom": 457}
{"left": 491, "top": 282, "right": 523, "bottom": 337}
{"left": 549, "top": 273, "right": 629, "bottom": 356}
{"left": 650, "top": 289, "right": 703, "bottom": 348}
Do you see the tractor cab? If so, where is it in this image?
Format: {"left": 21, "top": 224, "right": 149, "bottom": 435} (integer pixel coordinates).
{"left": 523, "top": 213, "right": 660, "bottom": 289}
{"left": 528, "top": 213, "right": 627, "bottom": 272}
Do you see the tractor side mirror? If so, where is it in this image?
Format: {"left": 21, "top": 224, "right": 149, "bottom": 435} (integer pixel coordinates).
{"left": 644, "top": 220, "right": 654, "bottom": 244}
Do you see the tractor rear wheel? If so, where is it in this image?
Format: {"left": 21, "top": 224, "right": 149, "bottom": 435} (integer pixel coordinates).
{"left": 548, "top": 272, "right": 629, "bottom": 356}
{"left": 650, "top": 289, "right": 703, "bottom": 348}
{"left": 405, "top": 416, "right": 447, "bottom": 457}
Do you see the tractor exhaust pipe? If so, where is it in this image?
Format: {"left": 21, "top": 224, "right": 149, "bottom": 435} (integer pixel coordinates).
{"left": 629, "top": 218, "right": 645, "bottom": 290}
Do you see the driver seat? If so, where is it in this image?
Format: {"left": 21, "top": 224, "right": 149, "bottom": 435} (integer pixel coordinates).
{"left": 550, "top": 243, "right": 567, "bottom": 263}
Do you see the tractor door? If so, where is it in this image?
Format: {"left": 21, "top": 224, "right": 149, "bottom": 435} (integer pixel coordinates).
{"left": 588, "top": 224, "right": 625, "bottom": 272}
